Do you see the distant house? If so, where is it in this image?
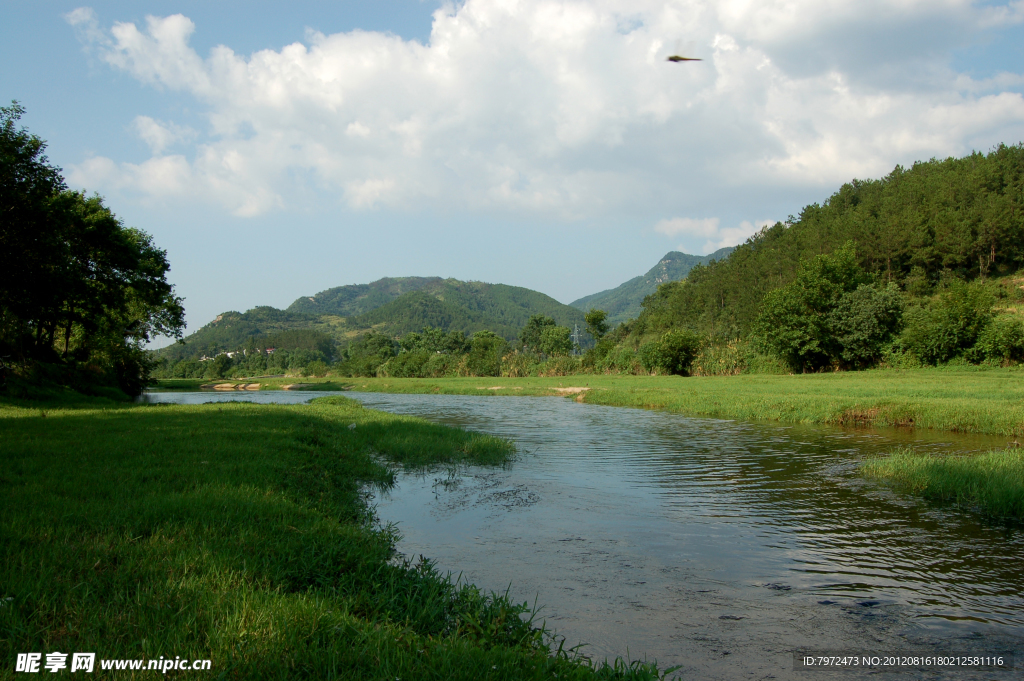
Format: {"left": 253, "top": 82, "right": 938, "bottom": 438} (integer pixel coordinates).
{"left": 266, "top": 347, "right": 276, "bottom": 354}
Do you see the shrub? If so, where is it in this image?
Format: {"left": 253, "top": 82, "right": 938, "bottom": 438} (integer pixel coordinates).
{"left": 500, "top": 351, "right": 535, "bottom": 378}
{"left": 536, "top": 356, "right": 583, "bottom": 377}
{"left": 658, "top": 329, "right": 703, "bottom": 375}
{"left": 466, "top": 331, "right": 508, "bottom": 377}
{"left": 692, "top": 341, "right": 744, "bottom": 376}
{"left": 743, "top": 348, "right": 791, "bottom": 375}
{"left": 829, "top": 283, "right": 904, "bottom": 368}
{"left": 596, "top": 345, "right": 642, "bottom": 374}
{"left": 421, "top": 352, "right": 461, "bottom": 378}
{"left": 377, "top": 350, "right": 431, "bottom": 378}
{"left": 203, "top": 354, "right": 232, "bottom": 379}
{"left": 638, "top": 330, "right": 703, "bottom": 376}
{"left": 303, "top": 360, "right": 329, "bottom": 378}
{"left": 901, "top": 280, "right": 994, "bottom": 364}
{"left": 539, "top": 326, "right": 572, "bottom": 357}
{"left": 966, "top": 315, "right": 1024, "bottom": 364}
{"left": 878, "top": 339, "right": 924, "bottom": 369}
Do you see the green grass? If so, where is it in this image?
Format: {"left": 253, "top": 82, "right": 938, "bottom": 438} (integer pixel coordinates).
{"left": 862, "top": 448, "right": 1024, "bottom": 520}
{"left": 329, "top": 366, "right": 1024, "bottom": 436}
{"left": 0, "top": 395, "right": 670, "bottom": 680}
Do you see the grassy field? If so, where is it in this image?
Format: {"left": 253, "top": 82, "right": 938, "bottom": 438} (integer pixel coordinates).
{"left": 195, "top": 366, "right": 1024, "bottom": 437}
{"left": 0, "top": 395, "right": 669, "bottom": 679}
{"left": 863, "top": 448, "right": 1024, "bottom": 520}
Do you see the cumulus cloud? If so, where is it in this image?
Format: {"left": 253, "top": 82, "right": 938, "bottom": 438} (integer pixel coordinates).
{"left": 655, "top": 217, "right": 720, "bottom": 238}
{"left": 65, "top": 1, "right": 1024, "bottom": 219}
{"left": 132, "top": 116, "right": 195, "bottom": 154}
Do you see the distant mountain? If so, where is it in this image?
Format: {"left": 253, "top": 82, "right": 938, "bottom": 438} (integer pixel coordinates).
{"left": 346, "top": 279, "right": 585, "bottom": 339}
{"left": 287, "top": 276, "right": 442, "bottom": 317}
{"left": 159, "top": 307, "right": 317, "bottom": 362}
{"left": 570, "top": 247, "right": 735, "bottom": 326}
{"left": 159, "top": 277, "right": 587, "bottom": 360}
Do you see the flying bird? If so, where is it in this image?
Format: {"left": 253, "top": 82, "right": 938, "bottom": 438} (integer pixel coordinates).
{"left": 666, "top": 40, "right": 702, "bottom": 63}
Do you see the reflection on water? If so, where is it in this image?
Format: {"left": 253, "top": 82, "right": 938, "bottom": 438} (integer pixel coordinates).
{"left": 144, "top": 390, "right": 1022, "bottom": 679}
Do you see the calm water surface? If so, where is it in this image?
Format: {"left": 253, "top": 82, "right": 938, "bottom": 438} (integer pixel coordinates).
{"left": 144, "top": 390, "right": 1023, "bottom": 679}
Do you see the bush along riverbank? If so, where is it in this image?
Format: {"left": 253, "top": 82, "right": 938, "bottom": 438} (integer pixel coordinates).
{"left": 0, "top": 395, "right": 672, "bottom": 679}
{"left": 862, "top": 447, "right": 1024, "bottom": 521}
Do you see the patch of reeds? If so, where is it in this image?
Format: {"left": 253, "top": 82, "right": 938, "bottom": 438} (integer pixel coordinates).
{"left": 862, "top": 447, "right": 1024, "bottom": 520}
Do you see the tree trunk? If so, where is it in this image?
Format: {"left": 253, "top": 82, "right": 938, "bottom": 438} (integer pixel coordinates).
{"left": 62, "top": 311, "right": 73, "bottom": 360}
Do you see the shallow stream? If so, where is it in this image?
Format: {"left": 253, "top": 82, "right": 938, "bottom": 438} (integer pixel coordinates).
{"left": 143, "top": 390, "right": 1023, "bottom": 679}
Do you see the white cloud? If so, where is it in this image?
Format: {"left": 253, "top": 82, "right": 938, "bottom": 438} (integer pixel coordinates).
{"left": 64, "top": 7, "right": 107, "bottom": 47}
{"left": 344, "top": 178, "right": 396, "bottom": 209}
{"left": 977, "top": 0, "right": 1024, "bottom": 28}
{"left": 655, "top": 217, "right": 720, "bottom": 238}
{"left": 655, "top": 217, "right": 771, "bottom": 253}
{"left": 65, "top": 1, "right": 1024, "bottom": 220}
{"left": 703, "top": 219, "right": 773, "bottom": 252}
{"left": 132, "top": 116, "right": 195, "bottom": 154}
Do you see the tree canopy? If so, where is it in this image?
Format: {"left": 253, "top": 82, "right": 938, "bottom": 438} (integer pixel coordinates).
{"left": 1, "top": 102, "right": 184, "bottom": 396}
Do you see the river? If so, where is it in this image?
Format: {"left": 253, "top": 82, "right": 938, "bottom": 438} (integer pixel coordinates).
{"left": 142, "top": 390, "right": 1023, "bottom": 679}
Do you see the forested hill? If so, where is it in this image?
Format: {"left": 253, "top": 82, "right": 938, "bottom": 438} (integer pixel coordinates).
{"left": 633, "top": 144, "right": 1024, "bottom": 340}
{"left": 286, "top": 277, "right": 442, "bottom": 316}
{"left": 158, "top": 277, "right": 586, "bottom": 361}
{"left": 571, "top": 247, "right": 734, "bottom": 326}
{"left": 158, "top": 307, "right": 317, "bottom": 362}
{"left": 349, "top": 280, "right": 585, "bottom": 339}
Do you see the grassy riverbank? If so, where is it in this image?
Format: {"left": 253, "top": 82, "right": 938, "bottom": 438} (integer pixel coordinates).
{"left": 0, "top": 395, "right": 667, "bottom": 679}
{"left": 298, "top": 366, "right": 1024, "bottom": 436}
{"left": 863, "top": 448, "right": 1024, "bottom": 520}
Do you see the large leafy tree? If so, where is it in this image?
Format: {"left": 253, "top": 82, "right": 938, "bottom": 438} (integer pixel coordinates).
{"left": 538, "top": 326, "right": 572, "bottom": 357}
{"left": 584, "top": 308, "right": 609, "bottom": 340}
{"left": 753, "top": 244, "right": 877, "bottom": 371}
{"left": 1, "top": 102, "right": 66, "bottom": 352}
{"left": 517, "top": 314, "right": 556, "bottom": 353}
{"left": 1, "top": 102, "right": 185, "bottom": 395}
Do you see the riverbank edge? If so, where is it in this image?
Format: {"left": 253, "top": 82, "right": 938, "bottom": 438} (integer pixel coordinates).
{"left": 0, "top": 394, "right": 671, "bottom": 680}
{"left": 862, "top": 447, "right": 1024, "bottom": 520}
{"left": 172, "top": 368, "right": 1024, "bottom": 437}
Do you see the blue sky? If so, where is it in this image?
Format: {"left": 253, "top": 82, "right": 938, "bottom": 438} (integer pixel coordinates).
{"left": 3, "top": 1, "right": 1023, "bottom": 341}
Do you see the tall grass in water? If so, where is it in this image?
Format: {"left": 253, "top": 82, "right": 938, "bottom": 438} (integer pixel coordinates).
{"left": 862, "top": 447, "right": 1024, "bottom": 520}
{"left": 0, "top": 394, "right": 672, "bottom": 679}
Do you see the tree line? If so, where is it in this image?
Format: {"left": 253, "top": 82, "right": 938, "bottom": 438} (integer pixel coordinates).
{"left": 154, "top": 315, "right": 594, "bottom": 380}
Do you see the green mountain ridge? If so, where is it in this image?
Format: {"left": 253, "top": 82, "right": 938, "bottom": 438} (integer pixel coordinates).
{"left": 570, "top": 247, "right": 735, "bottom": 325}
{"left": 287, "top": 276, "right": 443, "bottom": 317}
{"left": 159, "top": 277, "right": 588, "bottom": 361}
{"left": 159, "top": 250, "right": 738, "bottom": 362}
